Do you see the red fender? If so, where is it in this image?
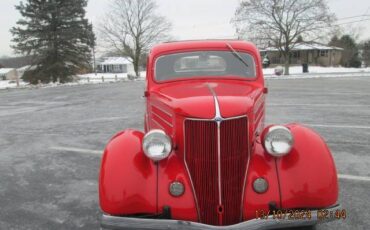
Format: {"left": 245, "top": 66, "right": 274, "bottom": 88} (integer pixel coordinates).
{"left": 99, "top": 129, "right": 198, "bottom": 220}
{"left": 99, "top": 129, "right": 157, "bottom": 215}
{"left": 243, "top": 124, "right": 338, "bottom": 220}
{"left": 277, "top": 124, "right": 339, "bottom": 209}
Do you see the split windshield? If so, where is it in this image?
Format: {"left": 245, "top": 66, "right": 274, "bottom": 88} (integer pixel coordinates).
{"left": 155, "top": 51, "right": 256, "bottom": 81}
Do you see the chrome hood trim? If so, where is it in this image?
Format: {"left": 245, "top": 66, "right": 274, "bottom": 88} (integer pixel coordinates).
{"left": 207, "top": 84, "right": 223, "bottom": 123}
{"left": 207, "top": 83, "right": 223, "bottom": 206}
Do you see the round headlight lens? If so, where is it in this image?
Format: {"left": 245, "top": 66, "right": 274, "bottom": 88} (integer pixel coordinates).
{"left": 264, "top": 126, "right": 293, "bottom": 157}
{"left": 142, "top": 129, "right": 172, "bottom": 161}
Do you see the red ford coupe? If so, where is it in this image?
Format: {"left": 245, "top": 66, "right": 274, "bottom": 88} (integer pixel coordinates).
{"left": 99, "top": 40, "right": 340, "bottom": 229}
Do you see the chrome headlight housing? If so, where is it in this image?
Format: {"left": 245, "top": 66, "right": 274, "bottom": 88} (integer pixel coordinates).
{"left": 263, "top": 125, "right": 294, "bottom": 157}
{"left": 142, "top": 129, "right": 172, "bottom": 161}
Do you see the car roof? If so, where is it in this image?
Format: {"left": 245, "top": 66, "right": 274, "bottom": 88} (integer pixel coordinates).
{"left": 150, "top": 40, "right": 259, "bottom": 57}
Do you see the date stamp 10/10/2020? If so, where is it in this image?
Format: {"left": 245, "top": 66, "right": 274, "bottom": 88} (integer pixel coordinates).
{"left": 255, "top": 209, "right": 347, "bottom": 221}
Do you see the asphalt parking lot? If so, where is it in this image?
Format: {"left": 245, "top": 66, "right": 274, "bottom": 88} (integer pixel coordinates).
{"left": 0, "top": 76, "right": 369, "bottom": 229}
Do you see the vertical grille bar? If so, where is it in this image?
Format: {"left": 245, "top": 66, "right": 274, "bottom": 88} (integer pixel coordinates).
{"left": 184, "top": 117, "right": 248, "bottom": 226}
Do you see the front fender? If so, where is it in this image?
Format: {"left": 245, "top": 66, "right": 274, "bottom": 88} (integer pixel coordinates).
{"left": 99, "top": 129, "right": 157, "bottom": 215}
{"left": 243, "top": 124, "right": 338, "bottom": 220}
{"left": 277, "top": 124, "right": 339, "bottom": 209}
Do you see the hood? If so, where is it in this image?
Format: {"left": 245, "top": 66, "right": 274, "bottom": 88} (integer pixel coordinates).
{"left": 151, "top": 81, "right": 262, "bottom": 119}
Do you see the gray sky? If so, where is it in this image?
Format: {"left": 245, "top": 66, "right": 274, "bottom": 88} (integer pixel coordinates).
{"left": 1, "top": 0, "right": 370, "bottom": 57}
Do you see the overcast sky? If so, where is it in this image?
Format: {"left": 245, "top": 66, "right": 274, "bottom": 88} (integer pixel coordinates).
{"left": 1, "top": 0, "right": 370, "bottom": 57}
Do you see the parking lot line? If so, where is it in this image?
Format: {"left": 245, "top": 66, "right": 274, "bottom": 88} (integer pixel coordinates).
{"left": 269, "top": 103, "right": 368, "bottom": 107}
{"left": 305, "top": 124, "right": 370, "bottom": 130}
{"left": 338, "top": 174, "right": 370, "bottom": 182}
{"left": 268, "top": 92, "right": 370, "bottom": 96}
{"left": 50, "top": 146, "right": 102, "bottom": 155}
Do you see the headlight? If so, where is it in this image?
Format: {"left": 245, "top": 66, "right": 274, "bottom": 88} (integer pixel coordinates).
{"left": 142, "top": 129, "right": 172, "bottom": 161}
{"left": 263, "top": 125, "right": 293, "bottom": 157}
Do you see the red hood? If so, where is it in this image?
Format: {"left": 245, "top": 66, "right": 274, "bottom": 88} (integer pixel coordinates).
{"left": 151, "top": 81, "right": 262, "bottom": 119}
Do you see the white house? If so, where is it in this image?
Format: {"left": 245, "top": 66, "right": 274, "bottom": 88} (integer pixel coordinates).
{"left": 0, "top": 68, "right": 18, "bottom": 80}
{"left": 97, "top": 57, "right": 134, "bottom": 73}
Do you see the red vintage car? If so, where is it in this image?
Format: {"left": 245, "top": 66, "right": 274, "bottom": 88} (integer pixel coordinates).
{"left": 99, "top": 40, "right": 340, "bottom": 229}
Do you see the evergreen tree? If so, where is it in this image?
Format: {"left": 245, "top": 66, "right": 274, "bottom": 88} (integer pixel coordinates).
{"left": 363, "top": 40, "right": 370, "bottom": 67}
{"left": 329, "top": 35, "right": 361, "bottom": 68}
{"left": 328, "top": 35, "right": 340, "bottom": 47}
{"left": 11, "top": 0, "right": 95, "bottom": 84}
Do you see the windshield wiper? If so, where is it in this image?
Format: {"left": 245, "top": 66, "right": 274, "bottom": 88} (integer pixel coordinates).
{"left": 226, "top": 43, "right": 249, "bottom": 67}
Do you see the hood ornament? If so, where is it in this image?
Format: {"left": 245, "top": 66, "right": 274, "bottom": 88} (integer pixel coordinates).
{"left": 214, "top": 116, "right": 223, "bottom": 123}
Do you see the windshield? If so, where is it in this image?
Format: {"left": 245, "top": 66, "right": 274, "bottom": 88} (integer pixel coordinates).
{"left": 155, "top": 51, "right": 256, "bottom": 82}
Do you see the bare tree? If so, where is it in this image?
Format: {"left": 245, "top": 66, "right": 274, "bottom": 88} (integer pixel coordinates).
{"left": 233, "top": 0, "right": 335, "bottom": 75}
{"left": 99, "top": 0, "right": 171, "bottom": 77}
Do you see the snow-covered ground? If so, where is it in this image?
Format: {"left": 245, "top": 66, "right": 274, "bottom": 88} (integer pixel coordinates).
{"left": 78, "top": 72, "right": 146, "bottom": 83}
{"left": 263, "top": 66, "right": 370, "bottom": 75}
{"left": 0, "top": 80, "right": 28, "bottom": 89}
{"left": 263, "top": 66, "right": 370, "bottom": 80}
{"left": 0, "top": 72, "right": 146, "bottom": 90}
{"left": 1, "top": 67, "right": 369, "bottom": 90}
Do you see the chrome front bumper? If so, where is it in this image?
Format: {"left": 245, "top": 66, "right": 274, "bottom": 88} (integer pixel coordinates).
{"left": 101, "top": 205, "right": 341, "bottom": 230}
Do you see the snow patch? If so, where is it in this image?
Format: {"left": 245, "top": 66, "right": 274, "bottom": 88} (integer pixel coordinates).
{"left": 263, "top": 66, "right": 370, "bottom": 75}
{"left": 0, "top": 72, "right": 146, "bottom": 90}
{"left": 0, "top": 80, "right": 28, "bottom": 89}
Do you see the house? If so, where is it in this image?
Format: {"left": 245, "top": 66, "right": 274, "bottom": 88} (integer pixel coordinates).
{"left": 0, "top": 68, "right": 18, "bottom": 80}
{"left": 97, "top": 57, "right": 134, "bottom": 73}
{"left": 260, "top": 43, "right": 343, "bottom": 67}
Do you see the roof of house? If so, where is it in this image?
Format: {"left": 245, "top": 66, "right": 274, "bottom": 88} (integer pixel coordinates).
{"left": 99, "top": 57, "right": 132, "bottom": 65}
{"left": 17, "top": 65, "right": 37, "bottom": 72}
{"left": 0, "top": 68, "right": 15, "bottom": 75}
{"left": 261, "top": 43, "right": 344, "bottom": 52}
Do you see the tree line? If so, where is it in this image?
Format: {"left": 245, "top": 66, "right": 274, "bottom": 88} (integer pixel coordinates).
{"left": 233, "top": 0, "right": 370, "bottom": 74}
{"left": 8, "top": 0, "right": 370, "bottom": 83}
{"left": 10, "top": 0, "right": 171, "bottom": 84}
{"left": 329, "top": 35, "right": 370, "bottom": 68}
